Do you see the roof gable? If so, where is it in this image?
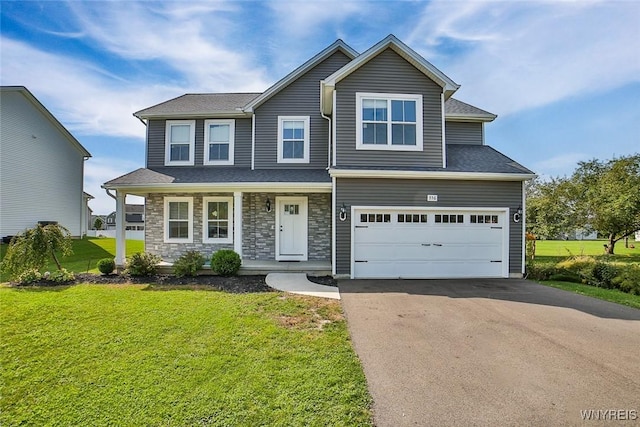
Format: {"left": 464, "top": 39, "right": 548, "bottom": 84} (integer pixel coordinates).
{"left": 243, "top": 39, "right": 358, "bottom": 112}
{"left": 1, "top": 86, "right": 91, "bottom": 157}
{"left": 321, "top": 35, "right": 459, "bottom": 114}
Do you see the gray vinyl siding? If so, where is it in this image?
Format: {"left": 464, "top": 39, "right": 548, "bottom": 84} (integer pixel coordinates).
{"left": 0, "top": 91, "right": 85, "bottom": 237}
{"left": 445, "top": 121, "right": 483, "bottom": 145}
{"left": 146, "top": 118, "right": 252, "bottom": 168}
{"left": 253, "top": 50, "right": 352, "bottom": 169}
{"left": 335, "top": 48, "right": 444, "bottom": 168}
{"left": 335, "top": 178, "right": 523, "bottom": 275}
{"left": 146, "top": 119, "right": 165, "bottom": 167}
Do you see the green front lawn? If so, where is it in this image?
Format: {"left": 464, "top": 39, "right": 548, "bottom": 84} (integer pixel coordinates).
{"left": 534, "top": 239, "right": 640, "bottom": 265}
{"left": 0, "top": 285, "right": 372, "bottom": 426}
{"left": 0, "top": 237, "right": 144, "bottom": 276}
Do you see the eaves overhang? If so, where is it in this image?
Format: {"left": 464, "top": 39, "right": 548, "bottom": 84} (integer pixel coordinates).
{"left": 101, "top": 181, "right": 332, "bottom": 195}
{"left": 329, "top": 169, "right": 536, "bottom": 181}
{"left": 134, "top": 110, "right": 252, "bottom": 120}
{"left": 445, "top": 113, "right": 497, "bottom": 123}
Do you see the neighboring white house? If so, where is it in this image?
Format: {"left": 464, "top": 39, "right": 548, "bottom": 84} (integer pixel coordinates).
{"left": 0, "top": 86, "right": 92, "bottom": 238}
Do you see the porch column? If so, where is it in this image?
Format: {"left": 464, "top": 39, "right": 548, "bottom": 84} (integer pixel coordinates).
{"left": 233, "top": 191, "right": 243, "bottom": 259}
{"left": 115, "top": 190, "right": 126, "bottom": 268}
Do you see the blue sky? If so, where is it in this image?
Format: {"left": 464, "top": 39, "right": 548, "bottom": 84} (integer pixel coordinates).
{"left": 1, "top": 0, "right": 639, "bottom": 214}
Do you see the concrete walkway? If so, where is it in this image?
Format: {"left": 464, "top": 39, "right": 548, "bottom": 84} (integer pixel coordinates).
{"left": 265, "top": 273, "right": 340, "bottom": 299}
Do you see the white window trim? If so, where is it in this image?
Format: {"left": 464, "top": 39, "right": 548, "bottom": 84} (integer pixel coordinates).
{"left": 165, "top": 120, "right": 195, "bottom": 166}
{"left": 355, "top": 92, "right": 423, "bottom": 151}
{"left": 204, "top": 119, "right": 235, "bottom": 166}
{"left": 202, "top": 196, "right": 233, "bottom": 244}
{"left": 164, "top": 197, "right": 193, "bottom": 243}
{"left": 277, "top": 116, "right": 310, "bottom": 163}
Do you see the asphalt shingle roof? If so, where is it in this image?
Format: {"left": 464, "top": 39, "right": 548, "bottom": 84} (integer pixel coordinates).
{"left": 105, "top": 145, "right": 532, "bottom": 188}
{"left": 134, "top": 93, "right": 262, "bottom": 118}
{"left": 104, "top": 167, "right": 332, "bottom": 186}
{"left": 444, "top": 98, "right": 496, "bottom": 119}
{"left": 134, "top": 93, "right": 495, "bottom": 120}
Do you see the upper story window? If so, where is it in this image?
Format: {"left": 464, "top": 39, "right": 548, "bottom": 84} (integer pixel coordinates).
{"left": 356, "top": 93, "right": 423, "bottom": 151}
{"left": 204, "top": 120, "right": 235, "bottom": 165}
{"left": 165, "top": 120, "right": 195, "bottom": 166}
{"left": 164, "top": 197, "right": 193, "bottom": 243}
{"left": 277, "top": 116, "right": 310, "bottom": 163}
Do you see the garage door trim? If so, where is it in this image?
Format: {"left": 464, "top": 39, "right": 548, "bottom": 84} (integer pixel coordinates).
{"left": 350, "top": 206, "right": 510, "bottom": 279}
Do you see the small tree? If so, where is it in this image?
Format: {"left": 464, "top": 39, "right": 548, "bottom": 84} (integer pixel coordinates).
{"left": 93, "top": 217, "right": 104, "bottom": 230}
{"left": 1, "top": 224, "right": 73, "bottom": 280}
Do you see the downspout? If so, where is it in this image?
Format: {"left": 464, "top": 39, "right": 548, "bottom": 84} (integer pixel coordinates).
{"left": 320, "top": 81, "right": 332, "bottom": 170}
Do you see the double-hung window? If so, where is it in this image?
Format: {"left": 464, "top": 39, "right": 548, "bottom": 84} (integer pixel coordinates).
{"left": 164, "top": 197, "right": 193, "bottom": 243}
{"left": 204, "top": 120, "right": 234, "bottom": 165}
{"left": 203, "top": 197, "right": 233, "bottom": 243}
{"left": 165, "top": 120, "right": 195, "bottom": 165}
{"left": 356, "top": 93, "right": 423, "bottom": 151}
{"left": 277, "top": 116, "right": 310, "bottom": 163}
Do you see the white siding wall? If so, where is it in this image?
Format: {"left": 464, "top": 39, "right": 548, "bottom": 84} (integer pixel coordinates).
{"left": 0, "top": 91, "right": 85, "bottom": 237}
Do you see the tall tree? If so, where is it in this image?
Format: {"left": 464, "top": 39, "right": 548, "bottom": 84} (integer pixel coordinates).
{"left": 526, "top": 176, "right": 577, "bottom": 239}
{"left": 571, "top": 154, "right": 640, "bottom": 254}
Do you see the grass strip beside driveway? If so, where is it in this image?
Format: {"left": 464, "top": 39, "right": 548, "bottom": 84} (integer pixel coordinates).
{"left": 1, "top": 284, "right": 372, "bottom": 426}
{"left": 540, "top": 280, "right": 640, "bottom": 310}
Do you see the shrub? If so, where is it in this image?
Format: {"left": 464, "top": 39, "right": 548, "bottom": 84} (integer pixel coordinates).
{"left": 211, "top": 249, "right": 241, "bottom": 277}
{"left": 126, "top": 252, "right": 161, "bottom": 277}
{"left": 15, "top": 269, "right": 42, "bottom": 284}
{"left": 96, "top": 258, "right": 116, "bottom": 275}
{"left": 556, "top": 256, "right": 597, "bottom": 277}
{"left": 49, "top": 268, "right": 75, "bottom": 283}
{"left": 525, "top": 264, "right": 557, "bottom": 281}
{"left": 588, "top": 262, "right": 618, "bottom": 288}
{"left": 612, "top": 266, "right": 640, "bottom": 295}
{"left": 173, "top": 251, "right": 205, "bottom": 278}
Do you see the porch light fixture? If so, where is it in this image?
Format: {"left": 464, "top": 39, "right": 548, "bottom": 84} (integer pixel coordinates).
{"left": 265, "top": 197, "right": 272, "bottom": 212}
{"left": 513, "top": 206, "right": 522, "bottom": 223}
{"left": 339, "top": 203, "right": 348, "bottom": 222}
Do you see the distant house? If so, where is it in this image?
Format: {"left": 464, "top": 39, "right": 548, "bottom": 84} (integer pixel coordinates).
{"left": 0, "top": 86, "right": 92, "bottom": 238}
{"left": 105, "top": 204, "right": 145, "bottom": 231}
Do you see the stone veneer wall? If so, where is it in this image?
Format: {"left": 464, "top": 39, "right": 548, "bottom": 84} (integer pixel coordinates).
{"left": 145, "top": 192, "right": 234, "bottom": 261}
{"left": 145, "top": 192, "right": 331, "bottom": 262}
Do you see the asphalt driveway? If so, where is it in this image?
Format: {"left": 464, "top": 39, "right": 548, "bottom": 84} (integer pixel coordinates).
{"left": 339, "top": 279, "right": 640, "bottom": 426}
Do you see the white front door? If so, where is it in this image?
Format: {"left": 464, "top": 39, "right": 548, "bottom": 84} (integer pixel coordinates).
{"left": 276, "top": 196, "right": 308, "bottom": 261}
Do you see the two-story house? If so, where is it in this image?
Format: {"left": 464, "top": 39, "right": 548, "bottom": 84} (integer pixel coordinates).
{"left": 1, "top": 86, "right": 92, "bottom": 239}
{"left": 104, "top": 35, "right": 534, "bottom": 279}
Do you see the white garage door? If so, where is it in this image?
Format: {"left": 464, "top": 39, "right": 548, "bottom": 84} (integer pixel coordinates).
{"left": 352, "top": 208, "right": 508, "bottom": 279}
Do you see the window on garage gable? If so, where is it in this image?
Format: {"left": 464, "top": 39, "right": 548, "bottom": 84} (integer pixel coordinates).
{"left": 356, "top": 93, "right": 423, "bottom": 151}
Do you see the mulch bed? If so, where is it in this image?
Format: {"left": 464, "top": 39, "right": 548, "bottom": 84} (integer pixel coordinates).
{"left": 10, "top": 274, "right": 338, "bottom": 292}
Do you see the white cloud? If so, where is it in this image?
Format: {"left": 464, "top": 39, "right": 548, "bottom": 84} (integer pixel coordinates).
{"left": 0, "top": 1, "right": 272, "bottom": 140}
{"left": 0, "top": 37, "right": 170, "bottom": 139}
{"left": 84, "top": 157, "right": 145, "bottom": 214}
{"left": 407, "top": 1, "right": 640, "bottom": 116}
{"left": 532, "top": 152, "right": 589, "bottom": 178}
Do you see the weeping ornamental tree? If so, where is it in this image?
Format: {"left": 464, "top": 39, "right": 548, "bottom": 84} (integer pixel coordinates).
{"left": 571, "top": 155, "right": 640, "bottom": 254}
{"left": 0, "top": 224, "right": 73, "bottom": 280}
